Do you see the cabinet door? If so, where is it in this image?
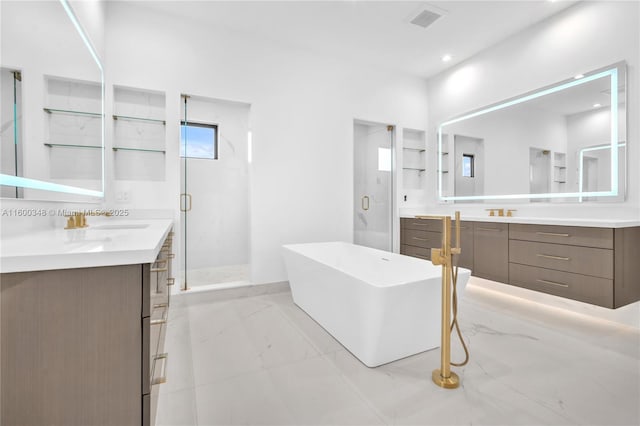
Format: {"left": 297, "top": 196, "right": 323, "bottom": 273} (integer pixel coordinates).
{"left": 614, "top": 227, "right": 640, "bottom": 308}
{"left": 1, "top": 265, "right": 142, "bottom": 426}
{"left": 473, "top": 222, "right": 508, "bottom": 283}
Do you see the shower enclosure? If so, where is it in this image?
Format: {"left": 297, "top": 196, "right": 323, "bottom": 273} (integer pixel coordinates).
{"left": 1, "top": 68, "right": 22, "bottom": 198}
{"left": 353, "top": 120, "right": 394, "bottom": 251}
{"left": 180, "top": 95, "right": 251, "bottom": 290}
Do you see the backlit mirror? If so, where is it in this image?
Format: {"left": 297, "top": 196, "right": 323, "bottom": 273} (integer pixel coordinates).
{"left": 438, "top": 62, "right": 626, "bottom": 203}
{"left": 0, "top": 0, "right": 104, "bottom": 200}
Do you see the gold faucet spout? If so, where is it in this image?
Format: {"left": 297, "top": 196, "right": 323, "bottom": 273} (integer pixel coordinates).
{"left": 64, "top": 212, "right": 88, "bottom": 229}
{"left": 63, "top": 210, "right": 112, "bottom": 229}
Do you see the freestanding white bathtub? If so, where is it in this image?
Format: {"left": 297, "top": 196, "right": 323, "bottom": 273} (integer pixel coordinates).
{"left": 282, "top": 241, "right": 471, "bottom": 367}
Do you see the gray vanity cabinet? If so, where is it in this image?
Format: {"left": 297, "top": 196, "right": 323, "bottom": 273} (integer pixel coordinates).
{"left": 400, "top": 218, "right": 640, "bottom": 309}
{"left": 1, "top": 264, "right": 143, "bottom": 426}
{"left": 506, "top": 224, "right": 640, "bottom": 309}
{"left": 508, "top": 224, "right": 615, "bottom": 307}
{"left": 472, "top": 222, "right": 509, "bottom": 283}
{"left": 1, "top": 232, "right": 173, "bottom": 426}
{"left": 400, "top": 218, "right": 442, "bottom": 260}
{"left": 614, "top": 227, "right": 640, "bottom": 307}
{"left": 400, "top": 218, "right": 474, "bottom": 269}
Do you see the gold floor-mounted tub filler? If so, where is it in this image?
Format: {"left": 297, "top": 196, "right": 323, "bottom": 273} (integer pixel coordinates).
{"left": 414, "top": 211, "right": 469, "bottom": 389}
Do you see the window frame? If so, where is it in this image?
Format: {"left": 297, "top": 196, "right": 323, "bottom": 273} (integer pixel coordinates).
{"left": 180, "top": 120, "right": 218, "bottom": 160}
{"left": 462, "top": 153, "right": 475, "bottom": 178}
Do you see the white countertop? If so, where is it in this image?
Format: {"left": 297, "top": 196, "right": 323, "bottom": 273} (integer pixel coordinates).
{"left": 0, "top": 219, "right": 173, "bottom": 273}
{"left": 400, "top": 213, "right": 640, "bottom": 228}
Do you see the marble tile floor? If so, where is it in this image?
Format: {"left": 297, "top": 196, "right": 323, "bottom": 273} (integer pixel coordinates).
{"left": 157, "top": 278, "right": 640, "bottom": 426}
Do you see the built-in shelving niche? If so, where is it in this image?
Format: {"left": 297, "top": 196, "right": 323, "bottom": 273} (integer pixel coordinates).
{"left": 439, "top": 133, "right": 451, "bottom": 198}
{"left": 401, "top": 128, "right": 426, "bottom": 189}
{"left": 113, "top": 86, "right": 166, "bottom": 181}
{"left": 44, "top": 76, "right": 103, "bottom": 182}
{"left": 553, "top": 152, "right": 567, "bottom": 185}
{"left": 400, "top": 128, "right": 426, "bottom": 205}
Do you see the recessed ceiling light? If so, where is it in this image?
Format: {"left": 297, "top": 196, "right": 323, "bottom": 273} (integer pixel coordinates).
{"left": 442, "top": 54, "right": 452, "bottom": 62}
{"left": 574, "top": 74, "right": 584, "bottom": 79}
{"left": 593, "top": 103, "right": 601, "bottom": 108}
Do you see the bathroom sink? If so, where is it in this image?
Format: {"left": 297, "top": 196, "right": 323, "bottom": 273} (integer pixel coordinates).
{"left": 91, "top": 224, "right": 150, "bottom": 230}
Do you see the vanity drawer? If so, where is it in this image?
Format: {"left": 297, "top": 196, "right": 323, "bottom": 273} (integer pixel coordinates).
{"left": 509, "top": 263, "right": 613, "bottom": 308}
{"left": 401, "top": 244, "right": 431, "bottom": 260}
{"left": 401, "top": 217, "right": 443, "bottom": 232}
{"left": 151, "top": 239, "right": 174, "bottom": 308}
{"left": 402, "top": 228, "right": 442, "bottom": 249}
{"left": 150, "top": 268, "right": 170, "bottom": 308}
{"left": 509, "top": 223, "right": 613, "bottom": 249}
{"left": 474, "top": 222, "right": 508, "bottom": 234}
{"left": 509, "top": 240, "right": 613, "bottom": 279}
{"left": 145, "top": 314, "right": 167, "bottom": 404}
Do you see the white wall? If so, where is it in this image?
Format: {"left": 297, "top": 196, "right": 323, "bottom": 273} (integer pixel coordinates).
{"left": 68, "top": 0, "right": 105, "bottom": 60}
{"left": 105, "top": 3, "right": 429, "bottom": 284}
{"left": 426, "top": 1, "right": 639, "bottom": 215}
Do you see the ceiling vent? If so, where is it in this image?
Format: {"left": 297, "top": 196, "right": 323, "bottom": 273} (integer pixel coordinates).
{"left": 409, "top": 9, "right": 442, "bottom": 29}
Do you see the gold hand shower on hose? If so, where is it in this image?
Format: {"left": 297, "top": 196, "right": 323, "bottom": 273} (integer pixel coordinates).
{"left": 415, "top": 211, "right": 469, "bottom": 389}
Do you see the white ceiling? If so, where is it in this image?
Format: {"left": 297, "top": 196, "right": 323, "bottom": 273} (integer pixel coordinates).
{"left": 128, "top": 0, "right": 578, "bottom": 78}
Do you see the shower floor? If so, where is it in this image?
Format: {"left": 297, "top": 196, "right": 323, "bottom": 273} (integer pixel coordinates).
{"left": 157, "top": 277, "right": 639, "bottom": 425}
{"left": 182, "top": 264, "right": 250, "bottom": 288}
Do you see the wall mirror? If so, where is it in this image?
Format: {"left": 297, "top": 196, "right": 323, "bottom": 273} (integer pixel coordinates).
{"left": 0, "top": 0, "right": 104, "bottom": 201}
{"left": 437, "top": 62, "right": 627, "bottom": 203}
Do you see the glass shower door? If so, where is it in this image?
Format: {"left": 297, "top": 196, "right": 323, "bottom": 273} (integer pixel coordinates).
{"left": 353, "top": 120, "right": 394, "bottom": 251}
{"left": 180, "top": 95, "right": 251, "bottom": 290}
{"left": 180, "top": 95, "right": 221, "bottom": 290}
{"left": 179, "top": 95, "right": 192, "bottom": 290}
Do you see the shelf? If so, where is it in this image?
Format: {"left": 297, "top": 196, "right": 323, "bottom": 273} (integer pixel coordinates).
{"left": 113, "top": 114, "right": 166, "bottom": 125}
{"left": 441, "top": 152, "right": 449, "bottom": 155}
{"left": 403, "top": 167, "right": 425, "bottom": 172}
{"left": 438, "top": 170, "right": 449, "bottom": 173}
{"left": 43, "top": 108, "right": 102, "bottom": 117}
{"left": 554, "top": 165, "right": 567, "bottom": 169}
{"left": 403, "top": 147, "right": 425, "bottom": 152}
{"left": 554, "top": 180, "right": 567, "bottom": 183}
{"left": 113, "top": 147, "right": 166, "bottom": 154}
{"left": 44, "top": 143, "right": 103, "bottom": 149}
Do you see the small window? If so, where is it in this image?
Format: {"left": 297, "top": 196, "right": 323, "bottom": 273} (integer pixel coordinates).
{"left": 462, "top": 154, "right": 474, "bottom": 177}
{"left": 180, "top": 121, "right": 218, "bottom": 159}
{"left": 378, "top": 147, "right": 391, "bottom": 171}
